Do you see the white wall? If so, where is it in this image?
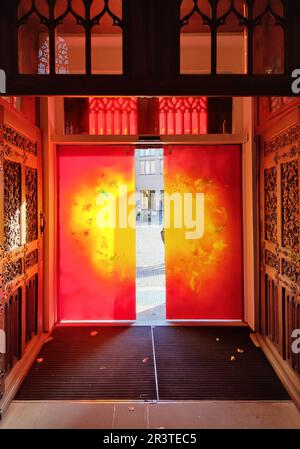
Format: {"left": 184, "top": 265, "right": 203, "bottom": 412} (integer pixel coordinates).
{"left": 181, "top": 33, "right": 247, "bottom": 74}
{"left": 49, "top": 33, "right": 246, "bottom": 75}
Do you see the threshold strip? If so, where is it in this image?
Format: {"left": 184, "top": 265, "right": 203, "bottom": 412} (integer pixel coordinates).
{"left": 151, "top": 326, "right": 160, "bottom": 402}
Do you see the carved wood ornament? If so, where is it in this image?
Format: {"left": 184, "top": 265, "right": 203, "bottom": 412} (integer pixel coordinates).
{"left": 0, "top": 105, "right": 42, "bottom": 390}
{"left": 261, "top": 107, "right": 300, "bottom": 376}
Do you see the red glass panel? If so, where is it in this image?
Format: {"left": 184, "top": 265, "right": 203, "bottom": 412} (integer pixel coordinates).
{"left": 58, "top": 146, "right": 136, "bottom": 322}
{"left": 159, "top": 97, "right": 207, "bottom": 135}
{"left": 88, "top": 97, "right": 207, "bottom": 136}
{"left": 164, "top": 145, "right": 243, "bottom": 320}
{"left": 89, "top": 97, "right": 137, "bottom": 135}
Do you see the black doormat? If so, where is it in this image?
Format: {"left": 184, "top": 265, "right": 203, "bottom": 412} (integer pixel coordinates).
{"left": 153, "top": 327, "right": 290, "bottom": 401}
{"left": 15, "top": 326, "right": 156, "bottom": 401}
{"left": 16, "top": 326, "right": 290, "bottom": 402}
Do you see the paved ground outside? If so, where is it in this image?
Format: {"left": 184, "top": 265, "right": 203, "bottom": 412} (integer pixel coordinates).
{"left": 2, "top": 400, "right": 300, "bottom": 429}
{"left": 136, "top": 224, "right": 166, "bottom": 322}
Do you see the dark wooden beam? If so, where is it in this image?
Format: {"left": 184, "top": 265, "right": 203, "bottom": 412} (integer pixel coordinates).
{"left": 123, "top": 0, "right": 180, "bottom": 79}
{"left": 6, "top": 74, "right": 296, "bottom": 97}
{"left": 123, "top": 0, "right": 151, "bottom": 78}
{"left": 2, "top": 0, "right": 300, "bottom": 96}
{"left": 0, "top": 0, "right": 18, "bottom": 79}
{"left": 154, "top": 0, "right": 180, "bottom": 79}
{"left": 283, "top": 0, "right": 300, "bottom": 74}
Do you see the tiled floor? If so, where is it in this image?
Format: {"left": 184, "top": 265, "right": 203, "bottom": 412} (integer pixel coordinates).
{"left": 1, "top": 401, "right": 300, "bottom": 429}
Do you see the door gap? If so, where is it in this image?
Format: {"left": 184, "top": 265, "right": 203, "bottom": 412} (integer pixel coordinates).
{"left": 135, "top": 148, "right": 166, "bottom": 324}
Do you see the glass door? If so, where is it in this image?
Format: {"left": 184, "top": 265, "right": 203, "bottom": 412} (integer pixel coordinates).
{"left": 164, "top": 145, "right": 244, "bottom": 321}
{"left": 58, "top": 145, "right": 136, "bottom": 322}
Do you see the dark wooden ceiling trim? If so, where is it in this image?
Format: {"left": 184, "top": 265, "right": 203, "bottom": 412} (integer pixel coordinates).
{"left": 6, "top": 74, "right": 295, "bottom": 97}
{"left": 1, "top": 0, "right": 300, "bottom": 96}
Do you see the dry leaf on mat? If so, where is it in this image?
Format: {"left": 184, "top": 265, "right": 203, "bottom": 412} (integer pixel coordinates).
{"left": 90, "top": 331, "right": 98, "bottom": 337}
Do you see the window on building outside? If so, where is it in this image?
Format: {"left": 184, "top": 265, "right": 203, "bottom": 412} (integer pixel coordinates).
{"left": 150, "top": 161, "right": 156, "bottom": 175}
{"left": 140, "top": 161, "right": 145, "bottom": 175}
{"left": 160, "top": 159, "right": 164, "bottom": 175}
{"left": 145, "top": 161, "right": 150, "bottom": 175}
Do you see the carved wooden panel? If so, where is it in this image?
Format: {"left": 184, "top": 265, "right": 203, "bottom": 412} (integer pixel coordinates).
{"left": 0, "top": 103, "right": 42, "bottom": 394}
{"left": 285, "top": 292, "right": 300, "bottom": 375}
{"left": 260, "top": 102, "right": 300, "bottom": 378}
{"left": 282, "top": 259, "right": 300, "bottom": 284}
{"left": 25, "top": 249, "right": 38, "bottom": 271}
{"left": 25, "top": 275, "right": 38, "bottom": 343}
{"left": 2, "top": 259, "right": 23, "bottom": 286}
{"left": 3, "top": 160, "right": 21, "bottom": 252}
{"left": 2, "top": 125, "right": 37, "bottom": 156}
{"left": 0, "top": 300, "right": 4, "bottom": 399}
{"left": 264, "top": 124, "right": 299, "bottom": 156}
{"left": 4, "top": 289, "right": 22, "bottom": 373}
{"left": 270, "top": 97, "right": 293, "bottom": 115}
{"left": 264, "top": 274, "right": 280, "bottom": 350}
{"left": 264, "top": 167, "right": 277, "bottom": 244}
{"left": 25, "top": 167, "right": 38, "bottom": 243}
{"left": 281, "top": 160, "right": 299, "bottom": 251}
{"left": 265, "top": 249, "right": 279, "bottom": 271}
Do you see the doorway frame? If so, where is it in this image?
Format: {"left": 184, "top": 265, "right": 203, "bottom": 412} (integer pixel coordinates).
{"left": 41, "top": 96, "right": 257, "bottom": 330}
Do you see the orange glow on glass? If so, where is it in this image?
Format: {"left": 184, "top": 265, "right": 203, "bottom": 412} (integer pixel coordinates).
{"left": 164, "top": 145, "right": 243, "bottom": 320}
{"left": 58, "top": 146, "right": 136, "bottom": 321}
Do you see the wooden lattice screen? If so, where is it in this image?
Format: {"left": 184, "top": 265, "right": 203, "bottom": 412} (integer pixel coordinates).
{"left": 259, "top": 99, "right": 300, "bottom": 377}
{"left": 0, "top": 103, "right": 43, "bottom": 398}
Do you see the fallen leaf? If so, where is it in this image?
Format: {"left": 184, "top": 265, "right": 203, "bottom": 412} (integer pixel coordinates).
{"left": 90, "top": 331, "right": 98, "bottom": 337}
{"left": 230, "top": 356, "right": 236, "bottom": 362}
{"left": 216, "top": 338, "right": 221, "bottom": 342}
{"left": 36, "top": 358, "right": 44, "bottom": 363}
{"left": 142, "top": 358, "right": 149, "bottom": 364}
{"left": 128, "top": 407, "right": 135, "bottom": 412}
{"left": 237, "top": 348, "right": 244, "bottom": 354}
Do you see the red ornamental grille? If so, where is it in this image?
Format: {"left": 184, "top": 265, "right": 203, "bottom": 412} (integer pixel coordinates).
{"left": 89, "top": 97, "right": 208, "bottom": 136}
{"left": 159, "top": 97, "right": 207, "bottom": 135}
{"left": 89, "top": 97, "right": 138, "bottom": 136}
